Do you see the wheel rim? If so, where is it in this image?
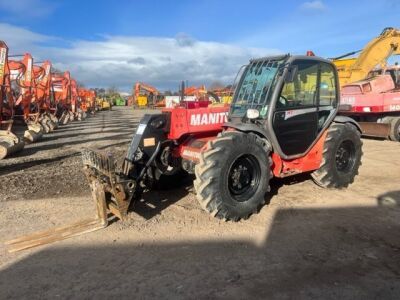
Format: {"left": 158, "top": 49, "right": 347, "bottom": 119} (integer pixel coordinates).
{"left": 228, "top": 154, "right": 261, "bottom": 202}
{"left": 335, "top": 140, "right": 356, "bottom": 173}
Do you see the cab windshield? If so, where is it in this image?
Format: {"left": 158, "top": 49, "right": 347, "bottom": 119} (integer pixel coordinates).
{"left": 230, "top": 58, "right": 286, "bottom": 118}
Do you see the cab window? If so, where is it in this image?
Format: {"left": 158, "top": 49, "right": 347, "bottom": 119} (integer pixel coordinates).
{"left": 278, "top": 61, "right": 319, "bottom": 109}
{"left": 319, "top": 63, "right": 337, "bottom": 106}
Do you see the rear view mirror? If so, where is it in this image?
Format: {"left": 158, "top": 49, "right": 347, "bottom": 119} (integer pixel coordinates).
{"left": 285, "top": 65, "right": 298, "bottom": 83}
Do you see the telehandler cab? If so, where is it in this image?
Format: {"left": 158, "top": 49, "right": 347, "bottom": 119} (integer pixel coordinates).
{"left": 6, "top": 54, "right": 363, "bottom": 252}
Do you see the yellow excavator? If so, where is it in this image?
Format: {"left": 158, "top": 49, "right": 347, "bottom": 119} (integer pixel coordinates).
{"left": 332, "top": 27, "right": 400, "bottom": 86}
{"left": 96, "top": 97, "right": 111, "bottom": 111}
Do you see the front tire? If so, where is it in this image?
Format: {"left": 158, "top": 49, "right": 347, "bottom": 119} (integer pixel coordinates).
{"left": 194, "top": 131, "right": 271, "bottom": 221}
{"left": 312, "top": 123, "right": 362, "bottom": 188}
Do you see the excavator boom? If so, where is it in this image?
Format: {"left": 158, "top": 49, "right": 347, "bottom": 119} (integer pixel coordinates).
{"left": 333, "top": 27, "right": 400, "bottom": 86}
{"left": 133, "top": 82, "right": 162, "bottom": 108}
{"left": 333, "top": 27, "right": 400, "bottom": 140}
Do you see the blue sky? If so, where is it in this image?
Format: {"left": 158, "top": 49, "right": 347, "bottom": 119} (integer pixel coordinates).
{"left": 1, "top": 0, "right": 399, "bottom": 91}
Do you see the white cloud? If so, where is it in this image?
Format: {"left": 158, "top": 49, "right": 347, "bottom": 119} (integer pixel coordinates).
{"left": 0, "top": 23, "right": 282, "bottom": 91}
{"left": 0, "top": 23, "right": 52, "bottom": 52}
{"left": 0, "top": 0, "right": 56, "bottom": 17}
{"left": 300, "top": 1, "right": 326, "bottom": 11}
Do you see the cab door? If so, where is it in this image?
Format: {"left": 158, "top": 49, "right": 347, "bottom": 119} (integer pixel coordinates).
{"left": 272, "top": 60, "right": 320, "bottom": 156}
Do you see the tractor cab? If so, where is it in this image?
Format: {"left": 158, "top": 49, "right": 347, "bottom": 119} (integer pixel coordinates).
{"left": 227, "top": 55, "right": 339, "bottom": 157}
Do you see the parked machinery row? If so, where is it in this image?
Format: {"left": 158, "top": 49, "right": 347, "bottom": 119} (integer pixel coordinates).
{"left": 130, "top": 81, "right": 233, "bottom": 109}
{"left": 0, "top": 40, "right": 97, "bottom": 159}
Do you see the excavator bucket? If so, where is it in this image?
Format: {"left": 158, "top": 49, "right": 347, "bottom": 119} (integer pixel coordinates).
{"left": 0, "top": 130, "right": 24, "bottom": 159}
{"left": 5, "top": 180, "right": 109, "bottom": 253}
{"left": 68, "top": 111, "right": 75, "bottom": 122}
{"left": 24, "top": 123, "right": 43, "bottom": 142}
{"left": 48, "top": 114, "right": 59, "bottom": 129}
{"left": 59, "top": 111, "right": 69, "bottom": 125}
{"left": 39, "top": 114, "right": 57, "bottom": 133}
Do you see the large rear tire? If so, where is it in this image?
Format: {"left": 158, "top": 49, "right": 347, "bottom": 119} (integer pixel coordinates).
{"left": 194, "top": 131, "right": 271, "bottom": 221}
{"left": 312, "top": 123, "right": 362, "bottom": 189}
{"left": 389, "top": 117, "right": 400, "bottom": 141}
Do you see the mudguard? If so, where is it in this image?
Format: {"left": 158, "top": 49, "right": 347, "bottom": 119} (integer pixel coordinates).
{"left": 333, "top": 115, "right": 362, "bottom": 133}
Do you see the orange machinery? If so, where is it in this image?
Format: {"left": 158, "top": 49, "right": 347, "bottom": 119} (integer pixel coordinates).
{"left": 133, "top": 82, "right": 164, "bottom": 108}
{"left": 32, "top": 60, "right": 59, "bottom": 132}
{"left": 183, "top": 84, "right": 221, "bottom": 104}
{"left": 70, "top": 78, "right": 86, "bottom": 120}
{"left": 0, "top": 40, "right": 25, "bottom": 159}
{"left": 209, "top": 86, "right": 233, "bottom": 104}
{"left": 78, "top": 88, "right": 96, "bottom": 115}
{"left": 8, "top": 52, "right": 45, "bottom": 142}
{"left": 51, "top": 71, "right": 75, "bottom": 124}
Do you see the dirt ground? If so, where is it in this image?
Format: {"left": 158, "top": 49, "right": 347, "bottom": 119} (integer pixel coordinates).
{"left": 0, "top": 106, "right": 399, "bottom": 299}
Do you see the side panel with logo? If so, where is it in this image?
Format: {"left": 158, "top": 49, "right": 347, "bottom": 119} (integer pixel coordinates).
{"left": 273, "top": 60, "right": 319, "bottom": 156}
{"left": 165, "top": 106, "right": 229, "bottom": 140}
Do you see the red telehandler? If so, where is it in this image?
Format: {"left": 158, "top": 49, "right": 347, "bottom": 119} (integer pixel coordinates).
{"left": 7, "top": 54, "right": 363, "bottom": 252}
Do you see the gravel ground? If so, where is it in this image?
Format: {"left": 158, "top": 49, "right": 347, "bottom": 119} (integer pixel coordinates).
{"left": 0, "top": 106, "right": 399, "bottom": 299}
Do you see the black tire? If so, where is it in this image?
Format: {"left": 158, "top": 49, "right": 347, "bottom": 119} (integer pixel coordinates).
{"left": 312, "top": 123, "right": 362, "bottom": 189}
{"left": 194, "top": 131, "right": 271, "bottom": 221}
{"left": 389, "top": 117, "right": 400, "bottom": 141}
